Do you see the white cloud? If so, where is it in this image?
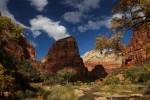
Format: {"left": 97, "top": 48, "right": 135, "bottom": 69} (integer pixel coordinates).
{"left": 0, "top": 0, "right": 14, "bottom": 19}
{"left": 0, "top": 0, "right": 27, "bottom": 28}
{"left": 63, "top": 0, "right": 101, "bottom": 24}
{"left": 30, "top": 15, "right": 70, "bottom": 40}
{"left": 112, "top": 13, "right": 123, "bottom": 19}
{"left": 63, "top": 11, "right": 82, "bottom": 24}
{"left": 76, "top": 0, "right": 100, "bottom": 12}
{"left": 78, "top": 20, "right": 106, "bottom": 32}
{"left": 28, "top": 0, "right": 48, "bottom": 11}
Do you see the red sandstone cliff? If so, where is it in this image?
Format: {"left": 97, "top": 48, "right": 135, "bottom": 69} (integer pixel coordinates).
{"left": 122, "top": 22, "right": 150, "bottom": 66}
{"left": 41, "top": 36, "right": 88, "bottom": 80}
{"left": 1, "top": 35, "right": 36, "bottom": 61}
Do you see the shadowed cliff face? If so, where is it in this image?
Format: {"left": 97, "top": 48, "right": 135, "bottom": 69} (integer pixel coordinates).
{"left": 1, "top": 33, "right": 108, "bottom": 81}
{"left": 88, "top": 65, "right": 108, "bottom": 81}
{"left": 41, "top": 36, "right": 89, "bottom": 81}
{"left": 122, "top": 22, "right": 150, "bottom": 67}
{"left": 1, "top": 35, "right": 36, "bottom": 61}
{"left": 19, "top": 36, "right": 36, "bottom": 60}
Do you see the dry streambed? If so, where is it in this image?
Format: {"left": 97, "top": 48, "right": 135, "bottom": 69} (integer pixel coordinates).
{"left": 74, "top": 85, "right": 150, "bottom": 100}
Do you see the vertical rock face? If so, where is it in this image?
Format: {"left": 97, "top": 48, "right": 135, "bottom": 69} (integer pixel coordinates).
{"left": 122, "top": 23, "right": 150, "bottom": 66}
{"left": 1, "top": 41, "right": 25, "bottom": 60}
{"left": 1, "top": 35, "right": 36, "bottom": 60}
{"left": 19, "top": 36, "right": 36, "bottom": 60}
{"left": 41, "top": 36, "right": 88, "bottom": 80}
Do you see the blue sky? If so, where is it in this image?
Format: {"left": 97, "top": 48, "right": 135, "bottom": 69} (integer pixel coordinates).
{"left": 0, "top": 0, "right": 133, "bottom": 60}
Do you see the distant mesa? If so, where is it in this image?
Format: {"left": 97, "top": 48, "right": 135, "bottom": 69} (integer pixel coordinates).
{"left": 82, "top": 50, "right": 122, "bottom": 74}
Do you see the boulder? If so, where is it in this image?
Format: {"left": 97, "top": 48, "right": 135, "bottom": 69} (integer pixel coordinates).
{"left": 88, "top": 65, "right": 108, "bottom": 81}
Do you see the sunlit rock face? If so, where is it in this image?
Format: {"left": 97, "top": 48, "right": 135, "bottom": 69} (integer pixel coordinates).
{"left": 41, "top": 36, "right": 88, "bottom": 80}
{"left": 82, "top": 50, "right": 122, "bottom": 74}
{"left": 122, "top": 22, "right": 150, "bottom": 67}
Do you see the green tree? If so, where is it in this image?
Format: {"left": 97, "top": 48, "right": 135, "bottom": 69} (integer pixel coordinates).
{"left": 0, "top": 16, "right": 24, "bottom": 42}
{"left": 96, "top": 36, "right": 111, "bottom": 54}
{"left": 111, "top": 0, "right": 150, "bottom": 33}
{"left": 111, "top": 32, "right": 126, "bottom": 55}
{"left": 0, "top": 64, "right": 14, "bottom": 95}
{"left": 96, "top": 33, "right": 126, "bottom": 55}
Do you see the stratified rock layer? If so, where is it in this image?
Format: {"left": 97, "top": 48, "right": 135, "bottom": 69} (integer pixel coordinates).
{"left": 82, "top": 50, "right": 122, "bottom": 74}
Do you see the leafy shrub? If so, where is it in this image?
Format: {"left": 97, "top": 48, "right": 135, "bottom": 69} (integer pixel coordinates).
{"left": 56, "top": 68, "right": 77, "bottom": 85}
{"left": 73, "top": 81, "right": 83, "bottom": 86}
{"left": 15, "top": 90, "right": 37, "bottom": 99}
{"left": 0, "top": 16, "right": 24, "bottom": 41}
{"left": 41, "top": 74, "right": 57, "bottom": 85}
{"left": 104, "top": 75, "right": 120, "bottom": 85}
{"left": 15, "top": 90, "right": 25, "bottom": 99}
{"left": 125, "top": 63, "right": 150, "bottom": 84}
{"left": 91, "top": 80, "right": 104, "bottom": 89}
{"left": 47, "top": 86, "right": 78, "bottom": 100}
{"left": 104, "top": 61, "right": 150, "bottom": 85}
{"left": 25, "top": 89, "right": 36, "bottom": 98}
{"left": 0, "top": 64, "right": 15, "bottom": 95}
{"left": 17, "top": 60, "right": 40, "bottom": 82}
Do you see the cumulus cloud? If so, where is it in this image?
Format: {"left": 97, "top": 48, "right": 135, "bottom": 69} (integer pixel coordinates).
{"left": 63, "top": 0, "right": 100, "bottom": 24}
{"left": 28, "top": 0, "right": 48, "bottom": 11}
{"left": 0, "top": 0, "right": 27, "bottom": 28}
{"left": 29, "top": 15, "right": 70, "bottom": 40}
{"left": 77, "top": 20, "right": 107, "bottom": 32}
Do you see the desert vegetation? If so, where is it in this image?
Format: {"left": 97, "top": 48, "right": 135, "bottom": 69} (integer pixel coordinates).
{"left": 0, "top": 0, "right": 150, "bottom": 100}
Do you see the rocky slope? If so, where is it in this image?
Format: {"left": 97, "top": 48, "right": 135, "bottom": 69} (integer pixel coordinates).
{"left": 82, "top": 50, "right": 122, "bottom": 74}
{"left": 122, "top": 22, "right": 150, "bottom": 67}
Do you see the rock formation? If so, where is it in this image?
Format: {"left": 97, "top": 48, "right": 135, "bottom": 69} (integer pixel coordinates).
{"left": 1, "top": 36, "right": 36, "bottom": 60}
{"left": 41, "top": 36, "right": 88, "bottom": 80}
{"left": 122, "top": 22, "right": 150, "bottom": 66}
{"left": 19, "top": 36, "right": 36, "bottom": 60}
{"left": 88, "top": 65, "right": 108, "bottom": 81}
{"left": 82, "top": 50, "right": 122, "bottom": 74}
